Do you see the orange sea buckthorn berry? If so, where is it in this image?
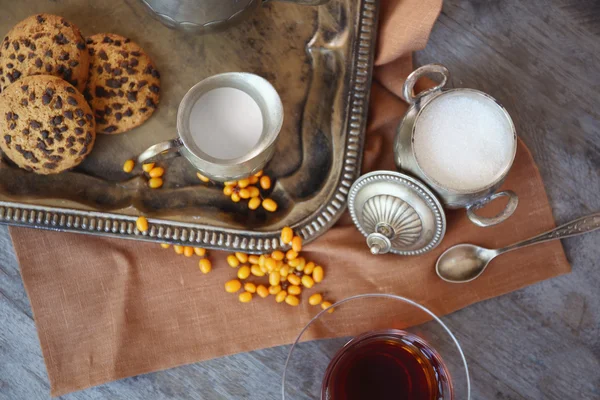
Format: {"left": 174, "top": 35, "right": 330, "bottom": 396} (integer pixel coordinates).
{"left": 197, "top": 172, "right": 210, "bottom": 182}
{"left": 239, "top": 188, "right": 251, "bottom": 199}
{"left": 148, "top": 177, "right": 163, "bottom": 189}
{"left": 248, "top": 197, "right": 261, "bottom": 210}
{"left": 238, "top": 265, "right": 251, "bottom": 280}
{"left": 239, "top": 291, "right": 253, "bottom": 303}
{"left": 225, "top": 279, "right": 242, "bottom": 293}
{"left": 281, "top": 227, "right": 293, "bottom": 244}
{"left": 235, "top": 252, "right": 248, "bottom": 263}
{"left": 275, "top": 290, "right": 287, "bottom": 303}
{"left": 244, "top": 282, "right": 257, "bottom": 293}
{"left": 265, "top": 257, "right": 277, "bottom": 272}
{"left": 262, "top": 198, "right": 277, "bottom": 212}
{"left": 123, "top": 159, "right": 135, "bottom": 173}
{"left": 304, "top": 262, "right": 315, "bottom": 275}
{"left": 321, "top": 301, "right": 334, "bottom": 313}
{"left": 285, "top": 295, "right": 300, "bottom": 306}
{"left": 313, "top": 266, "right": 324, "bottom": 283}
{"left": 251, "top": 265, "right": 265, "bottom": 277}
{"left": 136, "top": 216, "right": 148, "bottom": 232}
{"left": 199, "top": 259, "right": 212, "bottom": 274}
{"left": 287, "top": 274, "right": 301, "bottom": 286}
{"left": 288, "top": 285, "right": 302, "bottom": 296}
{"left": 271, "top": 250, "right": 285, "bottom": 261}
{"left": 224, "top": 185, "right": 235, "bottom": 196}
{"left": 260, "top": 175, "right": 271, "bottom": 190}
{"left": 142, "top": 163, "right": 155, "bottom": 173}
{"left": 286, "top": 249, "right": 298, "bottom": 261}
{"left": 227, "top": 254, "right": 240, "bottom": 268}
{"left": 183, "top": 246, "right": 194, "bottom": 257}
{"left": 257, "top": 285, "right": 269, "bottom": 298}
{"left": 269, "top": 271, "right": 281, "bottom": 287}
{"left": 309, "top": 293, "right": 323, "bottom": 306}
{"left": 292, "top": 236, "right": 302, "bottom": 253}
{"left": 269, "top": 285, "right": 282, "bottom": 295}
{"left": 247, "top": 186, "right": 260, "bottom": 198}
{"left": 301, "top": 275, "right": 315, "bottom": 288}
{"left": 149, "top": 167, "right": 165, "bottom": 178}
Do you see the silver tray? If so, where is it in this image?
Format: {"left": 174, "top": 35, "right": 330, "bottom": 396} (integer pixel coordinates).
{"left": 0, "top": 0, "right": 378, "bottom": 252}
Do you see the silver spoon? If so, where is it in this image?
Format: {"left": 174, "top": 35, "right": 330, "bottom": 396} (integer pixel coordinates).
{"left": 436, "top": 212, "right": 600, "bottom": 283}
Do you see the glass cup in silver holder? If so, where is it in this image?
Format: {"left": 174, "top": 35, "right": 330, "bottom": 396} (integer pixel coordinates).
{"left": 138, "top": 72, "right": 283, "bottom": 182}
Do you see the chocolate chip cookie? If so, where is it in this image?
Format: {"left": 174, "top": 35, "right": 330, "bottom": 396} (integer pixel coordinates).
{"left": 84, "top": 33, "right": 160, "bottom": 135}
{"left": 0, "top": 14, "right": 89, "bottom": 93}
{"left": 0, "top": 75, "right": 96, "bottom": 174}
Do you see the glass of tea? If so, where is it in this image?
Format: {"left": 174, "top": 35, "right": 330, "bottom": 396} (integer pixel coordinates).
{"left": 282, "top": 294, "right": 470, "bottom": 400}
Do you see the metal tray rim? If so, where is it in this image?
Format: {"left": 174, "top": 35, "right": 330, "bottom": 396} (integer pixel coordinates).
{"left": 0, "top": 0, "right": 379, "bottom": 253}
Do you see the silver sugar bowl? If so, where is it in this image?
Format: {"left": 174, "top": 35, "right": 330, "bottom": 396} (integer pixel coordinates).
{"left": 394, "top": 64, "right": 519, "bottom": 228}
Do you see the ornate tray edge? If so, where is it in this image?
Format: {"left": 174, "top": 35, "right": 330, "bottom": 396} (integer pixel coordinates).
{"left": 0, "top": 0, "right": 379, "bottom": 253}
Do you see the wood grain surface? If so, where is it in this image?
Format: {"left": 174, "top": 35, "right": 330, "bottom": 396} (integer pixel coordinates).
{"left": 1, "top": 0, "right": 599, "bottom": 399}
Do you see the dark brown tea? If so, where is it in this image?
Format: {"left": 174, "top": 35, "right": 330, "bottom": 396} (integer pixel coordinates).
{"left": 322, "top": 330, "right": 452, "bottom": 400}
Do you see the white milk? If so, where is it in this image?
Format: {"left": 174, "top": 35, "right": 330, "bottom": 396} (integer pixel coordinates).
{"left": 189, "top": 87, "right": 263, "bottom": 160}
{"left": 413, "top": 91, "right": 514, "bottom": 192}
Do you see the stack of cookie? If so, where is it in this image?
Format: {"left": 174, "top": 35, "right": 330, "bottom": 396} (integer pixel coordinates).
{"left": 0, "top": 14, "right": 160, "bottom": 174}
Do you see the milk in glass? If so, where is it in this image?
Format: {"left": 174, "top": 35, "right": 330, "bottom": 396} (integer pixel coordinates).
{"left": 188, "top": 87, "right": 263, "bottom": 160}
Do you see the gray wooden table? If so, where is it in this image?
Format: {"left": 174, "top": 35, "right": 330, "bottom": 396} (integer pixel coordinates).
{"left": 1, "top": 0, "right": 599, "bottom": 399}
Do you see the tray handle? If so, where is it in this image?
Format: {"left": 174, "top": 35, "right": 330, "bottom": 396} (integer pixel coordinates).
{"left": 137, "top": 138, "right": 183, "bottom": 164}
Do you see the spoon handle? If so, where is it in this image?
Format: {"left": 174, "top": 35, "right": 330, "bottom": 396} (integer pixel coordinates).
{"left": 497, "top": 212, "right": 600, "bottom": 255}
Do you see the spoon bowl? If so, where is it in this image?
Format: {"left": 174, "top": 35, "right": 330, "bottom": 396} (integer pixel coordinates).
{"left": 436, "top": 244, "right": 496, "bottom": 283}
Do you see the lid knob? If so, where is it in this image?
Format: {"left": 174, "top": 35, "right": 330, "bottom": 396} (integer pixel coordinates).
{"left": 367, "top": 232, "right": 392, "bottom": 255}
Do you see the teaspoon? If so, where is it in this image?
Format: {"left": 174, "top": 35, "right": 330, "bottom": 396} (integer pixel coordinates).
{"left": 436, "top": 212, "right": 600, "bottom": 283}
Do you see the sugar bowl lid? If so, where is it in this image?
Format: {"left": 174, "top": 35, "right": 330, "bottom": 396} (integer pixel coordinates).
{"left": 348, "top": 171, "right": 446, "bottom": 256}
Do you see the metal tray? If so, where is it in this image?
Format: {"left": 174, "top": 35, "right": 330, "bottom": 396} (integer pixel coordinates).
{"left": 0, "top": 0, "right": 378, "bottom": 252}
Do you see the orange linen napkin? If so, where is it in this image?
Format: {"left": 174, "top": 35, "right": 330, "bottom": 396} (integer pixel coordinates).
{"left": 9, "top": 0, "right": 569, "bottom": 396}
